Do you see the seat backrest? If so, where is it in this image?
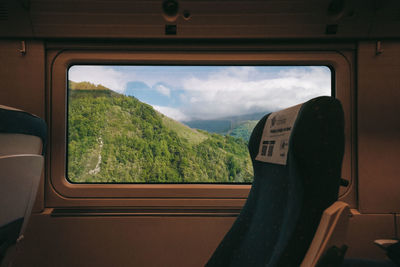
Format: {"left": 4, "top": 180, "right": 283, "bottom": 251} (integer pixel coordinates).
{"left": 0, "top": 105, "right": 46, "bottom": 264}
{"left": 206, "top": 96, "right": 345, "bottom": 267}
{"left": 0, "top": 105, "right": 46, "bottom": 156}
{"left": 0, "top": 154, "right": 44, "bottom": 233}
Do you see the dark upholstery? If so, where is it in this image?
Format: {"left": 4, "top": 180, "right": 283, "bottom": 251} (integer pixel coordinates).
{"left": 0, "top": 106, "right": 47, "bottom": 154}
{"left": 206, "top": 96, "right": 345, "bottom": 267}
{"left": 0, "top": 219, "right": 23, "bottom": 261}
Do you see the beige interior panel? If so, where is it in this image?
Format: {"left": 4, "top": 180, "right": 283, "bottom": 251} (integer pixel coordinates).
{"left": 357, "top": 41, "right": 400, "bottom": 214}
{"left": 0, "top": 40, "right": 45, "bottom": 117}
{"left": 13, "top": 212, "right": 397, "bottom": 266}
{"left": 13, "top": 213, "right": 236, "bottom": 267}
{"left": 345, "top": 212, "right": 395, "bottom": 260}
{"left": 302, "top": 202, "right": 350, "bottom": 267}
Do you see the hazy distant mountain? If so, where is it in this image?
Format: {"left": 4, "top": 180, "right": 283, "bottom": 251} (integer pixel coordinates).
{"left": 184, "top": 119, "right": 232, "bottom": 134}
{"left": 184, "top": 112, "right": 268, "bottom": 141}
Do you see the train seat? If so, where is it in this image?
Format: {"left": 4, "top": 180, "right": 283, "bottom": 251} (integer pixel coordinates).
{"left": 206, "top": 96, "right": 346, "bottom": 266}
{"left": 0, "top": 105, "right": 46, "bottom": 265}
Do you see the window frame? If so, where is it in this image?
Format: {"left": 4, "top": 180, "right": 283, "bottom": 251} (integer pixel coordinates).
{"left": 47, "top": 50, "right": 353, "bottom": 208}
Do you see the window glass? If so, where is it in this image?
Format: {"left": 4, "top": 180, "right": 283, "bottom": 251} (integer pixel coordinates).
{"left": 67, "top": 66, "right": 331, "bottom": 183}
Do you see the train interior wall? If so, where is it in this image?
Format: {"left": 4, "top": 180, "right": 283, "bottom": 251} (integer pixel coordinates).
{"left": 1, "top": 0, "right": 400, "bottom": 263}
{"left": 0, "top": 39, "right": 398, "bottom": 267}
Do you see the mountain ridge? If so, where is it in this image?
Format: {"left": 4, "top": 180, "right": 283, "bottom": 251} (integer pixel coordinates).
{"left": 68, "top": 81, "right": 253, "bottom": 183}
{"left": 184, "top": 112, "right": 267, "bottom": 140}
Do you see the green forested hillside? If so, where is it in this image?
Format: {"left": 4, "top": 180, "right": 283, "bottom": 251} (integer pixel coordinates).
{"left": 68, "top": 81, "right": 253, "bottom": 183}
{"left": 227, "top": 120, "right": 259, "bottom": 141}
{"left": 69, "top": 81, "right": 110, "bottom": 90}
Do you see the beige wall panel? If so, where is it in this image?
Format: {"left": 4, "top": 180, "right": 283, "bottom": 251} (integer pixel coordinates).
{"left": 0, "top": 40, "right": 46, "bottom": 212}
{"left": 13, "top": 213, "right": 235, "bottom": 267}
{"left": 13, "top": 213, "right": 397, "bottom": 265}
{"left": 357, "top": 41, "right": 400, "bottom": 213}
{"left": 345, "top": 212, "right": 395, "bottom": 260}
{"left": 0, "top": 40, "right": 45, "bottom": 117}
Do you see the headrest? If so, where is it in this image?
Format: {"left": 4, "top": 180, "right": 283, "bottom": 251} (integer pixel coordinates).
{"left": 0, "top": 105, "right": 47, "bottom": 154}
{"left": 249, "top": 96, "right": 344, "bottom": 168}
{"left": 255, "top": 103, "right": 302, "bottom": 165}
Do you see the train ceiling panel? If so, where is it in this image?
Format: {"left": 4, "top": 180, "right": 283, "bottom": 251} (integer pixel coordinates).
{"left": 0, "top": 0, "right": 399, "bottom": 39}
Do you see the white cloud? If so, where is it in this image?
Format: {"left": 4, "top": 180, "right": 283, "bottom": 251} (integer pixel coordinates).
{"left": 154, "top": 84, "right": 171, "bottom": 97}
{"left": 179, "top": 66, "right": 331, "bottom": 120}
{"left": 152, "top": 105, "right": 190, "bottom": 122}
{"left": 68, "top": 65, "right": 331, "bottom": 122}
{"left": 68, "top": 66, "right": 131, "bottom": 93}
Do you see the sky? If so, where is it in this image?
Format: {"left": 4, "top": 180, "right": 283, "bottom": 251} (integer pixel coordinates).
{"left": 68, "top": 65, "right": 331, "bottom": 121}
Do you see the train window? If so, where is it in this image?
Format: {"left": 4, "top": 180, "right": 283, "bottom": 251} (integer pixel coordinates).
{"left": 48, "top": 51, "right": 352, "bottom": 206}
{"left": 67, "top": 65, "right": 331, "bottom": 184}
